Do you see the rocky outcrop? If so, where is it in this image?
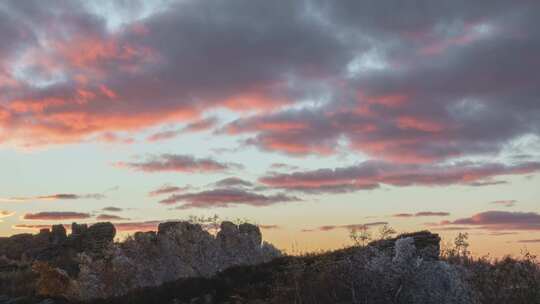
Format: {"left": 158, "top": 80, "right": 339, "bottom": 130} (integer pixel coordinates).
{"left": 0, "top": 222, "right": 117, "bottom": 274}
{"left": 1, "top": 220, "right": 279, "bottom": 301}
{"left": 84, "top": 223, "right": 116, "bottom": 258}
{"left": 368, "top": 230, "right": 441, "bottom": 260}
{"left": 66, "top": 221, "right": 281, "bottom": 301}
{"left": 50, "top": 225, "right": 67, "bottom": 245}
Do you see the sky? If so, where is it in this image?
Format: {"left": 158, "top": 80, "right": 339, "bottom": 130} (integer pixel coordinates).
{"left": 0, "top": 0, "right": 539, "bottom": 257}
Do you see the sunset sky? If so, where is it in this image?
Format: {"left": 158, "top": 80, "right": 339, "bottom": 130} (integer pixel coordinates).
{"left": 1, "top": 0, "right": 539, "bottom": 257}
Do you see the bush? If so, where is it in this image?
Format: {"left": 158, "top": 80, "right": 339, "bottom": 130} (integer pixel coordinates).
{"left": 270, "top": 237, "right": 473, "bottom": 304}
{"left": 448, "top": 253, "right": 540, "bottom": 304}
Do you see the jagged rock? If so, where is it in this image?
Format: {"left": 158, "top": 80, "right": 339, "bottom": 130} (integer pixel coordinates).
{"left": 239, "top": 223, "right": 262, "bottom": 248}
{"left": 86, "top": 222, "right": 116, "bottom": 253}
{"left": 50, "top": 225, "right": 67, "bottom": 245}
{"left": 4, "top": 220, "right": 280, "bottom": 301}
{"left": 71, "top": 223, "right": 88, "bottom": 238}
{"left": 369, "top": 230, "right": 441, "bottom": 260}
{"left": 217, "top": 222, "right": 264, "bottom": 265}
{"left": 217, "top": 221, "right": 241, "bottom": 249}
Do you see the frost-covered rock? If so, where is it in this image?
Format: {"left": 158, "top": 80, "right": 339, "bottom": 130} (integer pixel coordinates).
{"left": 63, "top": 221, "right": 281, "bottom": 301}
{"left": 366, "top": 236, "right": 473, "bottom": 304}
{"left": 370, "top": 230, "right": 441, "bottom": 261}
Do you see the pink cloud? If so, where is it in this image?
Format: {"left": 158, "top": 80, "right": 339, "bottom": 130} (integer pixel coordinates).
{"left": 259, "top": 161, "right": 540, "bottom": 194}
{"left": 436, "top": 211, "right": 540, "bottom": 231}
{"left": 159, "top": 188, "right": 300, "bottom": 209}
{"left": 148, "top": 185, "right": 191, "bottom": 197}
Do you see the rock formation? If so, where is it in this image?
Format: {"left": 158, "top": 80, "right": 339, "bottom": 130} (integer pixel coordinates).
{"left": 0, "top": 222, "right": 117, "bottom": 275}
{"left": 64, "top": 220, "right": 281, "bottom": 301}
{"left": 368, "top": 230, "right": 441, "bottom": 260}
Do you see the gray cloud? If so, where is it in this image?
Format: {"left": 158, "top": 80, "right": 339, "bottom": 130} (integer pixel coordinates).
{"left": 0, "top": 0, "right": 538, "bottom": 200}
{"left": 259, "top": 160, "right": 540, "bottom": 194}
{"left": 116, "top": 154, "right": 242, "bottom": 173}
{"left": 96, "top": 214, "right": 130, "bottom": 221}
{"left": 214, "top": 177, "right": 254, "bottom": 188}
{"left": 23, "top": 211, "right": 91, "bottom": 221}
{"left": 148, "top": 184, "right": 191, "bottom": 197}
{"left": 393, "top": 212, "right": 450, "bottom": 218}
{"left": 438, "top": 211, "right": 540, "bottom": 231}
{"left": 1, "top": 192, "right": 105, "bottom": 202}
{"left": 159, "top": 188, "right": 300, "bottom": 209}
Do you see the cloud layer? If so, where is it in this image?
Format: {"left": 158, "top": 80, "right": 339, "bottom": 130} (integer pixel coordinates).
{"left": 259, "top": 161, "right": 540, "bottom": 194}
{"left": 0, "top": 0, "right": 537, "bottom": 158}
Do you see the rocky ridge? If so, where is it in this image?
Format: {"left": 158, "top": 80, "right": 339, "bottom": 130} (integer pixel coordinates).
{"left": 0, "top": 224, "right": 446, "bottom": 303}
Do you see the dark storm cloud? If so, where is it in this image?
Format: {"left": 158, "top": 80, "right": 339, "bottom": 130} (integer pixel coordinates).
{"left": 219, "top": 1, "right": 540, "bottom": 163}
{"left": 0, "top": 0, "right": 537, "bottom": 179}
{"left": 0, "top": 0, "right": 348, "bottom": 146}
